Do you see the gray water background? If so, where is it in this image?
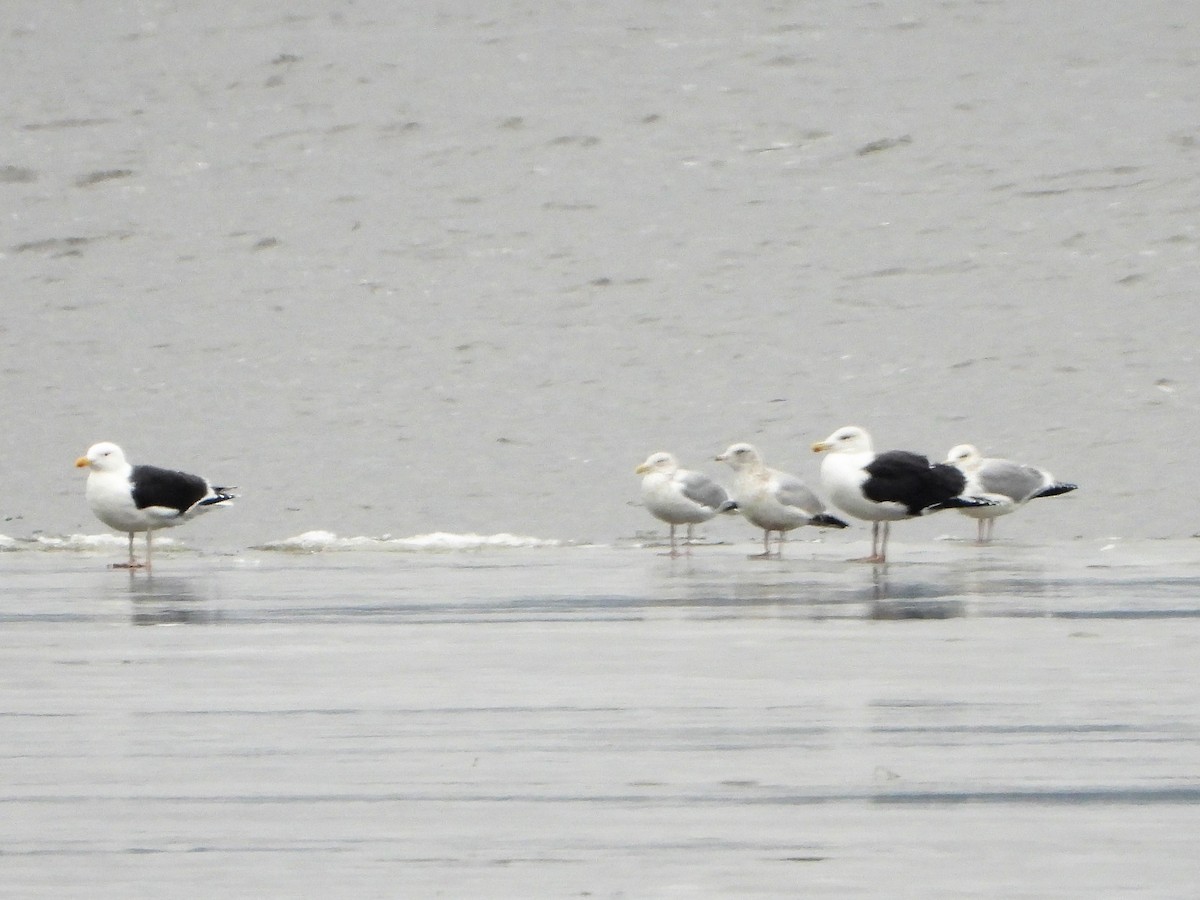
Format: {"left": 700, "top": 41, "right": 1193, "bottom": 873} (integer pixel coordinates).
{"left": 2, "top": 1, "right": 1197, "bottom": 549}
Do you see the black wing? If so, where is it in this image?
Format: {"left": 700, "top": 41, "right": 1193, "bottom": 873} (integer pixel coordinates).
{"left": 863, "top": 450, "right": 968, "bottom": 516}
{"left": 130, "top": 464, "right": 211, "bottom": 514}
{"left": 1033, "top": 482, "right": 1078, "bottom": 499}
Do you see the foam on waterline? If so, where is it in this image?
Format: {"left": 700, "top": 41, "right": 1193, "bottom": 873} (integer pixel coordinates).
{"left": 10, "top": 533, "right": 186, "bottom": 552}
{"left": 253, "top": 530, "right": 564, "bottom": 552}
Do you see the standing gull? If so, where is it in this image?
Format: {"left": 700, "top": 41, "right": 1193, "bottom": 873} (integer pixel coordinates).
{"left": 944, "top": 443, "right": 1078, "bottom": 543}
{"left": 75, "top": 442, "right": 236, "bottom": 570}
{"left": 715, "top": 443, "right": 848, "bottom": 559}
{"left": 811, "top": 426, "right": 995, "bottom": 563}
{"left": 635, "top": 452, "right": 734, "bottom": 556}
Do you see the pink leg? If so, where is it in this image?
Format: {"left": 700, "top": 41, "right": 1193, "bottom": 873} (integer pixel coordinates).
{"left": 110, "top": 532, "right": 146, "bottom": 570}
{"left": 748, "top": 529, "right": 773, "bottom": 559}
{"left": 853, "top": 522, "right": 887, "bottom": 563}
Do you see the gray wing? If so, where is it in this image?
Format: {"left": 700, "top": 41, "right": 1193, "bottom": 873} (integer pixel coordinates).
{"left": 773, "top": 471, "right": 824, "bottom": 516}
{"left": 977, "top": 459, "right": 1048, "bottom": 503}
{"left": 678, "top": 470, "right": 730, "bottom": 512}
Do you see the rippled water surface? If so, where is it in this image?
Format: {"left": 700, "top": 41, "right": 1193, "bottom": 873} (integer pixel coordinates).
{"left": 3, "top": 542, "right": 1198, "bottom": 896}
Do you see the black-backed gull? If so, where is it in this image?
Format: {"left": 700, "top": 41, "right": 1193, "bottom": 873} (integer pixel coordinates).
{"left": 75, "top": 442, "right": 236, "bottom": 570}
{"left": 811, "top": 426, "right": 994, "bottom": 563}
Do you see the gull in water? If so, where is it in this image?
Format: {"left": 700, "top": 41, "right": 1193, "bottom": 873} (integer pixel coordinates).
{"left": 75, "top": 442, "right": 236, "bottom": 570}
{"left": 635, "top": 452, "right": 735, "bottom": 556}
{"left": 715, "top": 442, "right": 847, "bottom": 559}
{"left": 811, "top": 426, "right": 996, "bottom": 563}
{"left": 944, "top": 443, "right": 1078, "bottom": 543}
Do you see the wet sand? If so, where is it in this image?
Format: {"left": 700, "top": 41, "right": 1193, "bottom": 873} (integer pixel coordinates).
{"left": 3, "top": 541, "right": 1199, "bottom": 896}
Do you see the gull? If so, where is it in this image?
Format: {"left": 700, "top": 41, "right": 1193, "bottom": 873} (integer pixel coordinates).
{"left": 944, "top": 443, "right": 1078, "bottom": 542}
{"left": 75, "top": 442, "right": 236, "bottom": 570}
{"left": 812, "top": 426, "right": 996, "bottom": 563}
{"left": 715, "top": 442, "right": 847, "bottom": 558}
{"left": 635, "top": 452, "right": 735, "bottom": 556}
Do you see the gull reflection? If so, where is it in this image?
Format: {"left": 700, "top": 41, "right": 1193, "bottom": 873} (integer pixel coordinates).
{"left": 126, "top": 574, "right": 220, "bottom": 625}
{"left": 866, "top": 566, "right": 967, "bottom": 620}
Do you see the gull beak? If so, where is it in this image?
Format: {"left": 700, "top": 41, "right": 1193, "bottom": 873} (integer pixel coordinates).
{"left": 634, "top": 464, "right": 651, "bottom": 474}
{"left": 714, "top": 453, "right": 727, "bottom": 462}
{"left": 811, "top": 441, "right": 830, "bottom": 453}
{"left": 75, "top": 456, "right": 91, "bottom": 468}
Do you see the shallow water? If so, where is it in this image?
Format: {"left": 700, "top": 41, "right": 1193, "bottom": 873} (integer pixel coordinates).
{"left": 3, "top": 541, "right": 1198, "bottom": 896}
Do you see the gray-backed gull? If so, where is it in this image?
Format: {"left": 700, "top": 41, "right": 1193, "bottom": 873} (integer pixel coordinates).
{"left": 715, "top": 442, "right": 847, "bottom": 559}
{"left": 944, "top": 443, "right": 1077, "bottom": 542}
{"left": 635, "top": 452, "right": 734, "bottom": 556}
